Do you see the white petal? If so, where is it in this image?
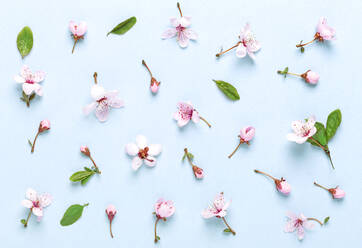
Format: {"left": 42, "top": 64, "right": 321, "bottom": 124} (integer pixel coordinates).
{"left": 83, "top": 102, "right": 97, "bottom": 115}
{"left": 22, "top": 83, "right": 35, "bottom": 95}
{"left": 132, "top": 156, "right": 143, "bottom": 170}
{"left": 136, "top": 135, "right": 147, "bottom": 149}
{"left": 161, "top": 28, "right": 177, "bottom": 39}
{"left": 177, "top": 31, "right": 189, "bottom": 48}
{"left": 20, "top": 65, "right": 32, "bottom": 79}
{"left": 185, "top": 29, "right": 198, "bottom": 40}
{"left": 33, "top": 71, "right": 45, "bottom": 83}
{"left": 148, "top": 144, "right": 162, "bottom": 156}
{"left": 32, "top": 207, "right": 43, "bottom": 217}
{"left": 26, "top": 188, "right": 37, "bottom": 201}
{"left": 125, "top": 143, "right": 138, "bottom": 156}
{"left": 201, "top": 208, "right": 216, "bottom": 219}
{"left": 144, "top": 156, "right": 156, "bottom": 167}
{"left": 39, "top": 193, "right": 52, "bottom": 208}
{"left": 236, "top": 44, "right": 247, "bottom": 58}
{"left": 33, "top": 84, "right": 43, "bottom": 96}
{"left": 21, "top": 199, "right": 33, "bottom": 208}
{"left": 14, "top": 75, "right": 25, "bottom": 83}
{"left": 91, "top": 85, "right": 106, "bottom": 100}
{"left": 95, "top": 104, "right": 109, "bottom": 122}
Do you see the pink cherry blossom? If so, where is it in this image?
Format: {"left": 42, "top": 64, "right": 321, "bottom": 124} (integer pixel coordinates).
{"left": 125, "top": 135, "right": 162, "bottom": 171}
{"left": 161, "top": 3, "right": 197, "bottom": 48}
{"left": 40, "top": 119, "right": 51, "bottom": 131}
{"left": 105, "top": 204, "right": 117, "bottom": 238}
{"left": 235, "top": 23, "right": 261, "bottom": 59}
{"left": 153, "top": 198, "right": 175, "bottom": 243}
{"left": 254, "top": 169, "right": 291, "bottom": 195}
{"left": 30, "top": 120, "right": 51, "bottom": 153}
{"left": 142, "top": 60, "right": 160, "bottom": 94}
{"left": 316, "top": 17, "right": 335, "bottom": 41}
{"left": 228, "top": 126, "right": 255, "bottom": 158}
{"left": 303, "top": 70, "right": 320, "bottom": 84}
{"left": 21, "top": 188, "right": 52, "bottom": 227}
{"left": 173, "top": 101, "right": 211, "bottom": 128}
{"left": 69, "top": 21, "right": 87, "bottom": 53}
{"left": 83, "top": 73, "right": 124, "bottom": 122}
{"left": 202, "top": 192, "right": 235, "bottom": 235}
{"left": 14, "top": 65, "right": 45, "bottom": 97}
{"left": 286, "top": 116, "right": 316, "bottom": 144}
{"left": 284, "top": 212, "right": 315, "bottom": 240}
{"left": 80, "top": 145, "right": 89, "bottom": 154}
{"left": 314, "top": 182, "right": 345, "bottom": 199}
{"left": 193, "top": 166, "right": 204, "bottom": 179}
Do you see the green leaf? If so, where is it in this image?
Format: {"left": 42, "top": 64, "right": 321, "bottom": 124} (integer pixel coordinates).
{"left": 84, "top": 167, "right": 92, "bottom": 172}
{"left": 213, "top": 80, "right": 240, "bottom": 101}
{"left": 187, "top": 152, "right": 194, "bottom": 161}
{"left": 17, "top": 26, "right": 33, "bottom": 58}
{"left": 60, "top": 203, "right": 89, "bottom": 226}
{"left": 326, "top": 109, "right": 342, "bottom": 142}
{"left": 182, "top": 153, "right": 186, "bottom": 162}
{"left": 223, "top": 228, "right": 231, "bottom": 233}
{"left": 324, "top": 216, "right": 330, "bottom": 224}
{"left": 20, "top": 219, "right": 26, "bottom": 224}
{"left": 28, "top": 139, "right": 33, "bottom": 147}
{"left": 80, "top": 176, "right": 91, "bottom": 185}
{"left": 301, "top": 47, "right": 305, "bottom": 53}
{"left": 69, "top": 170, "right": 94, "bottom": 182}
{"left": 307, "top": 122, "right": 328, "bottom": 147}
{"left": 107, "top": 17, "right": 137, "bottom": 36}
{"left": 156, "top": 235, "right": 160, "bottom": 240}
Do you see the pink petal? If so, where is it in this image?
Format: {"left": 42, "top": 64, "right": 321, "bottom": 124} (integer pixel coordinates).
{"left": 296, "top": 226, "right": 305, "bottom": 240}
{"left": 125, "top": 143, "right": 139, "bottom": 156}
{"left": 144, "top": 156, "right": 156, "bottom": 167}
{"left": 39, "top": 193, "right": 52, "bottom": 208}
{"left": 95, "top": 104, "right": 109, "bottom": 122}
{"left": 179, "top": 17, "right": 191, "bottom": 27}
{"left": 83, "top": 102, "right": 97, "bottom": 115}
{"left": 109, "top": 97, "right": 124, "bottom": 108}
{"left": 185, "top": 29, "right": 197, "bottom": 40}
{"left": 76, "top": 21, "right": 87, "bottom": 36}
{"left": 303, "top": 220, "right": 314, "bottom": 230}
{"left": 132, "top": 156, "right": 143, "bottom": 170}
{"left": 33, "top": 71, "right": 45, "bottom": 83}
{"left": 148, "top": 144, "right": 162, "bottom": 156}
{"left": 33, "top": 83, "right": 43, "bottom": 96}
{"left": 26, "top": 188, "right": 37, "bottom": 201}
{"left": 201, "top": 207, "right": 216, "bottom": 219}
{"left": 191, "top": 111, "right": 200, "bottom": 123}
{"left": 236, "top": 44, "right": 247, "bottom": 58}
{"left": 20, "top": 65, "right": 32, "bottom": 79}
{"left": 22, "top": 83, "right": 36, "bottom": 96}
{"left": 21, "top": 199, "right": 33, "bottom": 208}
{"left": 177, "top": 31, "right": 190, "bottom": 48}
{"left": 14, "top": 75, "right": 25, "bottom": 83}
{"left": 161, "top": 28, "right": 177, "bottom": 39}
{"left": 69, "top": 21, "right": 77, "bottom": 34}
{"left": 177, "top": 118, "right": 190, "bottom": 127}
{"left": 284, "top": 220, "right": 296, "bottom": 233}
{"left": 32, "top": 207, "right": 43, "bottom": 217}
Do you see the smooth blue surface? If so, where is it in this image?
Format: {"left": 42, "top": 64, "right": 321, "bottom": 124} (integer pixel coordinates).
{"left": 1, "top": 0, "right": 361, "bottom": 247}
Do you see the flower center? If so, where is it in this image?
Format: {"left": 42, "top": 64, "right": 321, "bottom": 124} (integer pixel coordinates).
{"left": 176, "top": 25, "right": 185, "bottom": 32}
{"left": 294, "top": 219, "right": 303, "bottom": 227}
{"left": 138, "top": 147, "right": 154, "bottom": 162}
{"left": 26, "top": 79, "right": 34, "bottom": 84}
{"left": 33, "top": 201, "right": 40, "bottom": 208}
{"left": 97, "top": 97, "right": 108, "bottom": 105}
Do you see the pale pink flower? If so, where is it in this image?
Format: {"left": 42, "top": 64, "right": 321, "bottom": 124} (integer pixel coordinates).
{"left": 40, "top": 119, "right": 50, "bottom": 131}
{"left": 254, "top": 169, "right": 291, "bottom": 195}
{"left": 302, "top": 70, "right": 320, "bottom": 84}
{"left": 80, "top": 145, "right": 89, "bottom": 155}
{"left": 83, "top": 76, "right": 124, "bottom": 122}
{"left": 14, "top": 65, "right": 45, "bottom": 96}
{"left": 314, "top": 182, "right": 345, "bottom": 199}
{"left": 287, "top": 116, "right": 316, "bottom": 144}
{"left": 316, "top": 17, "right": 335, "bottom": 41}
{"left": 106, "top": 204, "right": 117, "bottom": 238}
{"left": 228, "top": 126, "right": 255, "bottom": 158}
{"left": 161, "top": 3, "right": 197, "bottom": 48}
{"left": 69, "top": 21, "right": 87, "bottom": 37}
{"left": 125, "top": 135, "right": 162, "bottom": 171}
{"left": 173, "top": 102, "right": 211, "bottom": 128}
{"left": 284, "top": 212, "right": 314, "bottom": 240}
{"left": 236, "top": 23, "right": 261, "bottom": 59}
{"left": 21, "top": 188, "right": 52, "bottom": 227}
{"left": 154, "top": 198, "right": 175, "bottom": 219}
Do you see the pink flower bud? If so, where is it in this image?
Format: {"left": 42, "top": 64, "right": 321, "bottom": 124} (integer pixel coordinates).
{"left": 302, "top": 70, "right": 319, "bottom": 84}
{"left": 39, "top": 119, "right": 50, "bottom": 132}
{"left": 192, "top": 166, "right": 204, "bottom": 179}
{"left": 154, "top": 198, "right": 175, "bottom": 219}
{"left": 240, "top": 126, "right": 255, "bottom": 143}
{"left": 275, "top": 179, "right": 291, "bottom": 195}
{"left": 80, "top": 146, "right": 90, "bottom": 156}
{"left": 150, "top": 78, "right": 160, "bottom": 93}
{"left": 316, "top": 17, "right": 335, "bottom": 41}
{"left": 329, "top": 187, "right": 345, "bottom": 199}
{"left": 106, "top": 204, "right": 117, "bottom": 222}
{"left": 69, "top": 21, "right": 87, "bottom": 37}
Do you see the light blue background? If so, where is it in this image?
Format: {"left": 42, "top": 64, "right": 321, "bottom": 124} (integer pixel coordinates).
{"left": 0, "top": 0, "right": 361, "bottom": 247}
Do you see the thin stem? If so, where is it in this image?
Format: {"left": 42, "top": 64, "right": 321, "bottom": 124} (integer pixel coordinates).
{"left": 24, "top": 209, "right": 32, "bottom": 227}
{"left": 326, "top": 151, "right": 335, "bottom": 170}
{"left": 307, "top": 217, "right": 323, "bottom": 226}
{"left": 142, "top": 60, "right": 153, "bottom": 77}
{"left": 154, "top": 217, "right": 160, "bottom": 243}
{"left": 177, "top": 2, "right": 182, "bottom": 17}
{"left": 308, "top": 137, "right": 334, "bottom": 169}
{"left": 89, "top": 156, "right": 101, "bottom": 174}
{"left": 228, "top": 140, "right": 242, "bottom": 159}
{"left": 109, "top": 221, "right": 114, "bottom": 238}
{"left": 31, "top": 131, "right": 40, "bottom": 153}
{"left": 254, "top": 169, "right": 277, "bottom": 181}
{"left": 314, "top": 182, "right": 329, "bottom": 191}
{"left": 72, "top": 38, "right": 78, "bottom": 54}
{"left": 286, "top": 72, "right": 302, "bottom": 77}
{"left": 184, "top": 148, "right": 195, "bottom": 167}
{"left": 216, "top": 42, "right": 240, "bottom": 57}
{"left": 93, "top": 72, "right": 98, "bottom": 84}
{"left": 296, "top": 38, "right": 317, "bottom": 48}
{"left": 222, "top": 217, "right": 236, "bottom": 235}
{"left": 199, "top": 116, "right": 211, "bottom": 128}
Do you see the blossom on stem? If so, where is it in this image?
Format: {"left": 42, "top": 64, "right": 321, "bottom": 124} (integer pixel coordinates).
{"left": 173, "top": 101, "right": 211, "bottom": 128}
{"left": 161, "top": 2, "right": 197, "bottom": 48}
{"left": 29, "top": 120, "right": 50, "bottom": 153}
{"left": 142, "top": 60, "right": 160, "bottom": 93}
{"left": 228, "top": 126, "right": 255, "bottom": 158}
{"left": 216, "top": 23, "right": 260, "bottom": 59}
{"left": 278, "top": 67, "right": 319, "bottom": 85}
{"left": 125, "top": 135, "right": 162, "bottom": 171}
{"left": 83, "top": 72, "right": 124, "bottom": 122}
{"left": 284, "top": 212, "right": 325, "bottom": 240}
{"left": 183, "top": 148, "right": 204, "bottom": 179}
{"left": 106, "top": 205, "right": 117, "bottom": 238}
{"left": 153, "top": 198, "right": 175, "bottom": 243}
{"left": 286, "top": 117, "right": 316, "bottom": 144}
{"left": 254, "top": 169, "right": 291, "bottom": 195}
{"left": 202, "top": 192, "right": 235, "bottom": 235}
{"left": 80, "top": 145, "right": 101, "bottom": 173}
{"left": 69, "top": 21, "right": 87, "bottom": 53}
{"left": 21, "top": 188, "right": 52, "bottom": 227}
{"left": 314, "top": 182, "right": 345, "bottom": 199}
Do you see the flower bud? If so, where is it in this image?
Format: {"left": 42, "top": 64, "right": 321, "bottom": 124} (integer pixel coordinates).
{"left": 39, "top": 119, "right": 50, "bottom": 132}
{"left": 80, "top": 146, "right": 90, "bottom": 156}
{"left": 329, "top": 187, "right": 345, "bottom": 199}
{"left": 302, "top": 70, "right": 319, "bottom": 84}
{"left": 275, "top": 178, "right": 291, "bottom": 195}
{"left": 150, "top": 78, "right": 160, "bottom": 93}
{"left": 105, "top": 204, "right": 117, "bottom": 222}
{"left": 192, "top": 166, "right": 204, "bottom": 179}
{"left": 240, "top": 126, "right": 255, "bottom": 143}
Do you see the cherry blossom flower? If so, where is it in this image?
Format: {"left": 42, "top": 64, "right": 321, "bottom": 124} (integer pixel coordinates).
{"left": 106, "top": 204, "right": 117, "bottom": 238}
{"left": 14, "top": 65, "right": 45, "bottom": 107}
{"left": 183, "top": 148, "right": 204, "bottom": 179}
{"left": 228, "top": 126, "right": 255, "bottom": 158}
{"left": 83, "top": 72, "right": 124, "bottom": 122}
{"left": 216, "top": 23, "right": 260, "bottom": 59}
{"left": 21, "top": 188, "right": 52, "bottom": 227}
{"left": 314, "top": 182, "right": 345, "bottom": 199}
{"left": 284, "top": 212, "right": 326, "bottom": 240}
{"left": 80, "top": 145, "right": 101, "bottom": 173}
{"left": 125, "top": 135, "right": 162, "bottom": 171}
{"left": 173, "top": 101, "right": 211, "bottom": 128}
{"left": 296, "top": 17, "right": 335, "bottom": 52}
{"left": 161, "top": 2, "right": 197, "bottom": 48}
{"left": 277, "top": 67, "right": 319, "bottom": 85}
{"left": 153, "top": 198, "right": 175, "bottom": 243}
{"left": 202, "top": 192, "right": 235, "bottom": 235}
{"left": 286, "top": 116, "right": 316, "bottom": 144}
{"left": 142, "top": 60, "right": 160, "bottom": 94}
{"left": 69, "top": 21, "right": 87, "bottom": 53}
{"left": 254, "top": 169, "right": 291, "bottom": 195}
{"left": 29, "top": 120, "right": 50, "bottom": 153}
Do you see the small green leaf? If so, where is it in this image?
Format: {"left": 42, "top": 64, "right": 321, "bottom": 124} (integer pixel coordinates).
{"left": 307, "top": 122, "right": 328, "bottom": 147}
{"left": 187, "top": 152, "right": 194, "bottom": 161}
{"left": 17, "top": 26, "right": 33, "bottom": 58}
{"left": 213, "top": 80, "right": 240, "bottom": 101}
{"left": 80, "top": 176, "right": 91, "bottom": 185}
{"left": 156, "top": 235, "right": 160, "bottom": 240}
{"left": 223, "top": 228, "right": 231, "bottom": 233}
{"left": 107, "top": 17, "right": 137, "bottom": 36}
{"left": 301, "top": 47, "right": 305, "bottom": 53}
{"left": 60, "top": 203, "right": 89, "bottom": 226}
{"left": 326, "top": 109, "right": 342, "bottom": 142}
{"left": 20, "top": 219, "right": 26, "bottom": 224}
{"left": 182, "top": 153, "right": 186, "bottom": 162}
{"left": 324, "top": 216, "right": 330, "bottom": 224}
{"left": 28, "top": 139, "right": 33, "bottom": 147}
{"left": 69, "top": 170, "right": 94, "bottom": 182}
{"left": 84, "top": 167, "right": 92, "bottom": 172}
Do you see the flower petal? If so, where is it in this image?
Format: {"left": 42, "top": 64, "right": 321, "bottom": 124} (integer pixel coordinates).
{"left": 14, "top": 75, "right": 25, "bottom": 83}
{"left": 33, "top": 83, "right": 43, "bottom": 96}
{"left": 286, "top": 133, "right": 308, "bottom": 144}
{"left": 177, "top": 118, "right": 190, "bottom": 127}
{"left": 236, "top": 43, "right": 247, "bottom": 58}
{"left": 22, "top": 83, "right": 35, "bottom": 96}
{"left": 26, "top": 188, "right": 37, "bottom": 201}
{"left": 21, "top": 199, "right": 33, "bottom": 208}
{"left": 144, "top": 156, "right": 156, "bottom": 167}
{"left": 148, "top": 144, "right": 162, "bottom": 156}
{"left": 296, "top": 226, "right": 305, "bottom": 240}
{"left": 33, "top": 71, "right": 45, "bottom": 83}
{"left": 201, "top": 207, "right": 216, "bottom": 219}
{"left": 177, "top": 31, "right": 190, "bottom": 48}
{"left": 20, "top": 65, "right": 32, "bottom": 79}
{"left": 136, "top": 135, "right": 147, "bottom": 149}
{"left": 161, "top": 28, "right": 177, "bottom": 39}
{"left": 32, "top": 207, "right": 43, "bottom": 217}
{"left": 191, "top": 111, "right": 200, "bottom": 123}
{"left": 284, "top": 220, "right": 297, "bottom": 233}
{"left": 125, "top": 143, "right": 138, "bottom": 156}
{"left": 95, "top": 104, "right": 109, "bottom": 122}
{"left": 39, "top": 193, "right": 52, "bottom": 208}
{"left": 83, "top": 102, "right": 97, "bottom": 115}
{"left": 185, "top": 29, "right": 197, "bottom": 40}
{"left": 132, "top": 156, "right": 143, "bottom": 170}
